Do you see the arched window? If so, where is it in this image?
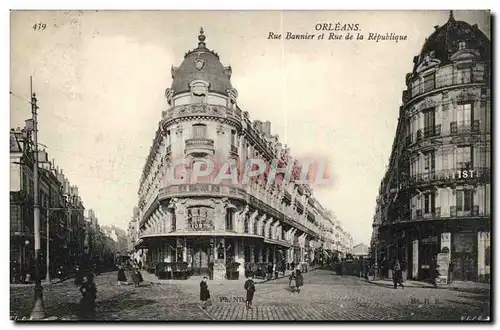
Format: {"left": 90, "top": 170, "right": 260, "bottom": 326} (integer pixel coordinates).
{"left": 268, "top": 225, "right": 273, "bottom": 239}
{"left": 253, "top": 220, "right": 258, "bottom": 235}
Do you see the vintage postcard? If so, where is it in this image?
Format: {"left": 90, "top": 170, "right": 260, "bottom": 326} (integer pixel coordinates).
{"left": 9, "top": 10, "right": 491, "bottom": 321}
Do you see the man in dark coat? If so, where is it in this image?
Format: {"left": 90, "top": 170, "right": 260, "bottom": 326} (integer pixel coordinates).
{"left": 430, "top": 257, "right": 439, "bottom": 288}
{"left": 244, "top": 275, "right": 256, "bottom": 309}
{"left": 295, "top": 269, "right": 304, "bottom": 293}
{"left": 392, "top": 260, "right": 404, "bottom": 289}
{"left": 267, "top": 263, "right": 273, "bottom": 280}
{"left": 132, "top": 267, "right": 143, "bottom": 287}
{"left": 199, "top": 277, "right": 210, "bottom": 309}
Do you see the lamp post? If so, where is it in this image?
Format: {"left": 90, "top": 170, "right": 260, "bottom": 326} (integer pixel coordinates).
{"left": 30, "top": 79, "right": 45, "bottom": 320}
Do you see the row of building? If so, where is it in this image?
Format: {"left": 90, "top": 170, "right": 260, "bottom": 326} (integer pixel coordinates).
{"left": 370, "top": 12, "right": 491, "bottom": 283}
{"left": 10, "top": 126, "right": 127, "bottom": 278}
{"left": 126, "top": 29, "right": 354, "bottom": 278}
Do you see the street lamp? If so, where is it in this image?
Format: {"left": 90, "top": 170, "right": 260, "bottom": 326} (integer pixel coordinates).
{"left": 29, "top": 83, "right": 45, "bottom": 320}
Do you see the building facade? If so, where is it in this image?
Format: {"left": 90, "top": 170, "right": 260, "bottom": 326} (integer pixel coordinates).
{"left": 10, "top": 127, "right": 86, "bottom": 277}
{"left": 371, "top": 12, "right": 491, "bottom": 283}
{"left": 134, "top": 29, "right": 346, "bottom": 279}
{"left": 127, "top": 206, "right": 140, "bottom": 254}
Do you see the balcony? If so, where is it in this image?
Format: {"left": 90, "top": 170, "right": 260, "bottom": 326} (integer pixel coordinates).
{"left": 408, "top": 205, "right": 486, "bottom": 222}
{"left": 423, "top": 125, "right": 441, "bottom": 138}
{"left": 409, "top": 167, "right": 490, "bottom": 187}
{"left": 450, "top": 120, "right": 480, "bottom": 134}
{"left": 409, "top": 69, "right": 488, "bottom": 101}
{"left": 184, "top": 137, "right": 215, "bottom": 156}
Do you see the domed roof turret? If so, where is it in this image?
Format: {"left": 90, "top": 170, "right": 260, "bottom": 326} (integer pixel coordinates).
{"left": 171, "top": 28, "right": 233, "bottom": 96}
{"left": 414, "top": 11, "right": 490, "bottom": 71}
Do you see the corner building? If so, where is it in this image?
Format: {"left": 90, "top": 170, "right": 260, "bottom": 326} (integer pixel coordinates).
{"left": 374, "top": 13, "right": 491, "bottom": 282}
{"left": 135, "top": 29, "right": 340, "bottom": 279}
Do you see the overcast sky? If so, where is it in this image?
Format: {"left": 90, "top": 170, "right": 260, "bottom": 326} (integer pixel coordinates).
{"left": 10, "top": 10, "right": 490, "bottom": 245}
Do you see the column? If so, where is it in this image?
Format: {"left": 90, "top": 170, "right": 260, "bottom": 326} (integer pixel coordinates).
{"left": 250, "top": 211, "right": 258, "bottom": 234}
{"left": 250, "top": 245, "right": 255, "bottom": 263}
{"left": 258, "top": 214, "right": 266, "bottom": 236}
{"left": 213, "top": 237, "right": 217, "bottom": 261}
{"left": 222, "top": 238, "right": 226, "bottom": 262}
{"left": 235, "top": 239, "right": 245, "bottom": 275}
{"left": 183, "top": 238, "right": 188, "bottom": 262}
{"left": 412, "top": 239, "right": 419, "bottom": 279}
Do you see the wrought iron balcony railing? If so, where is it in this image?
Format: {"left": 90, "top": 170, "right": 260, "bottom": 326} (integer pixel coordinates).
{"left": 409, "top": 69, "right": 488, "bottom": 100}
{"left": 409, "top": 167, "right": 490, "bottom": 186}
{"left": 450, "top": 120, "right": 480, "bottom": 134}
{"left": 184, "top": 137, "right": 215, "bottom": 156}
{"left": 423, "top": 124, "right": 441, "bottom": 138}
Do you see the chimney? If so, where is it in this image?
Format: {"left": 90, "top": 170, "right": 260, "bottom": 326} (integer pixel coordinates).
{"left": 253, "top": 120, "right": 262, "bottom": 133}
{"left": 262, "top": 121, "right": 271, "bottom": 136}
{"left": 64, "top": 178, "right": 70, "bottom": 195}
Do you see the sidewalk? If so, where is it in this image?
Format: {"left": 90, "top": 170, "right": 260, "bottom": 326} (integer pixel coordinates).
{"left": 367, "top": 278, "right": 490, "bottom": 292}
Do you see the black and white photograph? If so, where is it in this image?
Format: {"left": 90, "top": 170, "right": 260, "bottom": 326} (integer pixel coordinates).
{"left": 8, "top": 8, "right": 492, "bottom": 322}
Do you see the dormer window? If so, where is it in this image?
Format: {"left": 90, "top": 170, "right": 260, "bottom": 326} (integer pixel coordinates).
{"left": 459, "top": 41, "right": 467, "bottom": 50}
{"left": 189, "top": 80, "right": 209, "bottom": 104}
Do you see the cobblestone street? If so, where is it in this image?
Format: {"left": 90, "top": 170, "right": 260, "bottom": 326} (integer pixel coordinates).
{"left": 10, "top": 270, "right": 490, "bottom": 321}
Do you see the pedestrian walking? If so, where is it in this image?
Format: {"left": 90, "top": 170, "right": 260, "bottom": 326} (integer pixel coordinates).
{"left": 132, "top": 267, "right": 143, "bottom": 287}
{"left": 295, "top": 269, "right": 304, "bottom": 293}
{"left": 267, "top": 263, "right": 273, "bottom": 280}
{"left": 117, "top": 265, "right": 127, "bottom": 285}
{"left": 448, "top": 262, "right": 454, "bottom": 285}
{"left": 288, "top": 270, "right": 296, "bottom": 292}
{"left": 430, "top": 256, "right": 439, "bottom": 288}
{"left": 392, "top": 259, "right": 404, "bottom": 289}
{"left": 74, "top": 265, "right": 84, "bottom": 286}
{"left": 79, "top": 274, "right": 97, "bottom": 320}
{"left": 199, "top": 276, "right": 211, "bottom": 309}
{"left": 244, "top": 275, "right": 256, "bottom": 309}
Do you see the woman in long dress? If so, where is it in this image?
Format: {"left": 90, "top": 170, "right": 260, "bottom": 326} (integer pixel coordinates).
{"left": 199, "top": 277, "right": 210, "bottom": 309}
{"left": 79, "top": 274, "right": 97, "bottom": 319}
{"left": 117, "top": 266, "right": 127, "bottom": 285}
